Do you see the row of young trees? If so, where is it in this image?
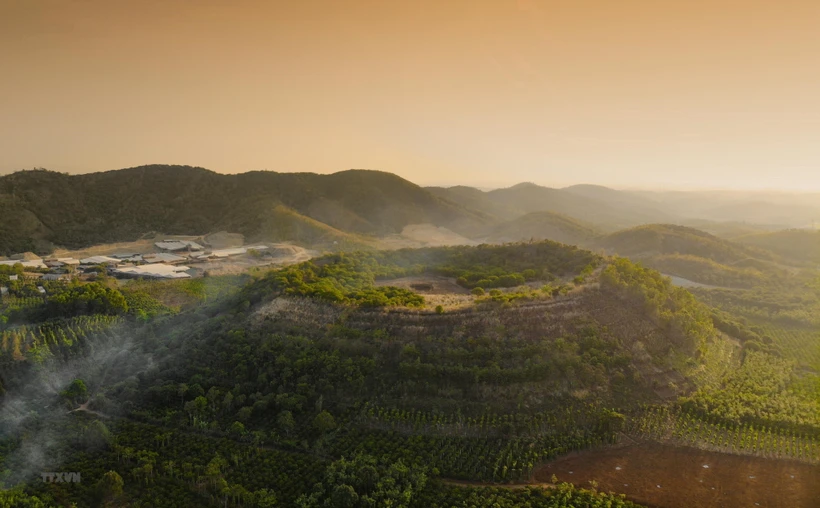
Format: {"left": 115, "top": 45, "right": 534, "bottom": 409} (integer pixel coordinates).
{"left": 627, "top": 404, "right": 820, "bottom": 463}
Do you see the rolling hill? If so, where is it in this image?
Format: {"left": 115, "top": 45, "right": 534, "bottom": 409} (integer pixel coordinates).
{"left": 733, "top": 229, "right": 820, "bottom": 265}
{"left": 0, "top": 165, "right": 491, "bottom": 256}
{"left": 430, "top": 182, "right": 680, "bottom": 231}
{"left": 595, "top": 224, "right": 774, "bottom": 264}
{"left": 594, "top": 224, "right": 786, "bottom": 287}
{"left": 478, "top": 211, "right": 600, "bottom": 246}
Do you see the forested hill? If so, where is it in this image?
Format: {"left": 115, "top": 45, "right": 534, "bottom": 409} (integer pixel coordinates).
{"left": 478, "top": 211, "right": 600, "bottom": 246}
{"left": 595, "top": 224, "right": 777, "bottom": 263}
{"left": 734, "top": 229, "right": 820, "bottom": 265}
{"left": 0, "top": 166, "right": 491, "bottom": 255}
{"left": 593, "top": 224, "right": 795, "bottom": 288}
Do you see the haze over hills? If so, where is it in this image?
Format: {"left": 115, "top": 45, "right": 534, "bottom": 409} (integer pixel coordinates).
{"left": 734, "top": 229, "right": 820, "bottom": 265}
{"left": 1, "top": 164, "right": 818, "bottom": 263}
{"left": 432, "top": 182, "right": 678, "bottom": 231}
{"left": 629, "top": 189, "right": 820, "bottom": 228}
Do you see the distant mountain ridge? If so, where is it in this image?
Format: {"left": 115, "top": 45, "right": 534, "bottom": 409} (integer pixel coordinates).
{"left": 431, "top": 181, "right": 679, "bottom": 230}
{"left": 0, "top": 165, "right": 490, "bottom": 255}
{"left": 1, "top": 165, "right": 817, "bottom": 261}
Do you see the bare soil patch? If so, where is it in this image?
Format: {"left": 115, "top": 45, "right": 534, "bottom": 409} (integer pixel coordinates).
{"left": 375, "top": 275, "right": 470, "bottom": 295}
{"left": 192, "top": 244, "right": 316, "bottom": 276}
{"left": 376, "top": 275, "right": 475, "bottom": 309}
{"left": 535, "top": 442, "right": 820, "bottom": 508}
{"left": 378, "top": 223, "right": 478, "bottom": 249}
{"left": 204, "top": 231, "right": 245, "bottom": 249}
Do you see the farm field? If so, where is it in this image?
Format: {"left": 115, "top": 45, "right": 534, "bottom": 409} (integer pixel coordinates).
{"left": 537, "top": 442, "right": 820, "bottom": 508}
{"left": 757, "top": 323, "right": 820, "bottom": 371}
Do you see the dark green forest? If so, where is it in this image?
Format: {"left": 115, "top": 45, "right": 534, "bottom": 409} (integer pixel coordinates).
{"left": 1, "top": 237, "right": 818, "bottom": 507}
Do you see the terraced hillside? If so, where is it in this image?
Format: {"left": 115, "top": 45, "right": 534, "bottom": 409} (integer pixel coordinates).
{"left": 1, "top": 241, "right": 818, "bottom": 507}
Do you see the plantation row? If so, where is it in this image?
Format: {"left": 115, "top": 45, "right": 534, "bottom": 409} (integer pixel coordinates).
{"left": 0, "top": 314, "right": 121, "bottom": 363}
{"left": 357, "top": 403, "right": 625, "bottom": 439}
{"left": 757, "top": 323, "right": 820, "bottom": 370}
{"left": 330, "top": 427, "right": 618, "bottom": 483}
{"left": 627, "top": 405, "right": 820, "bottom": 463}
{"left": 1, "top": 414, "right": 645, "bottom": 507}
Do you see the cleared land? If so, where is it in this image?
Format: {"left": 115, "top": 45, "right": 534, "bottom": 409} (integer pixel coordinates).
{"left": 375, "top": 275, "right": 475, "bottom": 309}
{"left": 536, "top": 442, "right": 820, "bottom": 508}
{"left": 378, "top": 223, "right": 479, "bottom": 249}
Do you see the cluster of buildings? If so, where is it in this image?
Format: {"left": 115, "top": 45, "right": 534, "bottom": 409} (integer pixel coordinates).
{"left": 0, "top": 240, "right": 271, "bottom": 282}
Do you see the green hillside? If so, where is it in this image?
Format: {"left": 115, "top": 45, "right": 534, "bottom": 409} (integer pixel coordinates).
{"left": 596, "top": 224, "right": 775, "bottom": 264}
{"left": 479, "top": 211, "right": 600, "bottom": 246}
{"left": 644, "top": 253, "right": 775, "bottom": 288}
{"left": 734, "top": 229, "right": 820, "bottom": 265}
{"left": 0, "top": 166, "right": 491, "bottom": 256}
{"left": 594, "top": 224, "right": 790, "bottom": 288}
{"left": 426, "top": 185, "right": 520, "bottom": 220}
{"left": 2, "top": 241, "right": 818, "bottom": 507}
{"left": 231, "top": 204, "right": 372, "bottom": 250}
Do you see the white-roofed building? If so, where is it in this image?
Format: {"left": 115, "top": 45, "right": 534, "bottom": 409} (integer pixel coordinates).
{"left": 42, "top": 273, "right": 72, "bottom": 282}
{"left": 196, "top": 246, "right": 267, "bottom": 259}
{"left": 209, "top": 248, "right": 246, "bottom": 257}
{"left": 0, "top": 259, "right": 47, "bottom": 270}
{"left": 155, "top": 240, "right": 204, "bottom": 251}
{"left": 113, "top": 263, "right": 192, "bottom": 279}
{"left": 79, "top": 256, "right": 121, "bottom": 266}
{"left": 143, "top": 252, "right": 187, "bottom": 264}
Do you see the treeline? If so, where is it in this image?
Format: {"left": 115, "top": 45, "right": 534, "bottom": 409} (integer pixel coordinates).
{"left": 645, "top": 253, "right": 774, "bottom": 288}
{"left": 680, "top": 351, "right": 820, "bottom": 435}
{"left": 250, "top": 242, "right": 599, "bottom": 308}
{"left": 693, "top": 283, "right": 820, "bottom": 328}
{"left": 600, "top": 257, "right": 716, "bottom": 354}
{"left": 709, "top": 308, "right": 782, "bottom": 357}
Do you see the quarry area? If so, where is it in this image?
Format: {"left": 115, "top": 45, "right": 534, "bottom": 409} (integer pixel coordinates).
{"left": 0, "top": 231, "right": 315, "bottom": 282}
{"left": 0, "top": 223, "right": 481, "bottom": 286}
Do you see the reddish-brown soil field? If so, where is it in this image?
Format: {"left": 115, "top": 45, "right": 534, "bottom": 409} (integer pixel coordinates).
{"left": 535, "top": 442, "right": 820, "bottom": 508}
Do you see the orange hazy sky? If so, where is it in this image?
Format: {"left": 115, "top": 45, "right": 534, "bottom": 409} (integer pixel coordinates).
{"left": 2, "top": 0, "right": 820, "bottom": 190}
